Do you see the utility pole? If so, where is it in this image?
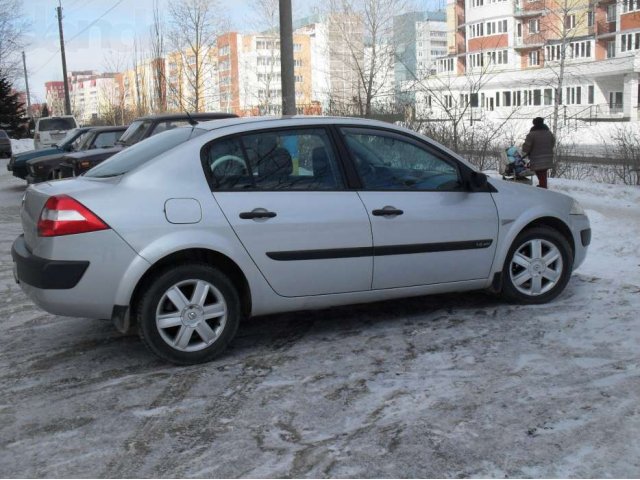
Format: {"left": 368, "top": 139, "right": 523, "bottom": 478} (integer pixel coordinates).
{"left": 57, "top": 1, "right": 72, "bottom": 115}
{"left": 279, "top": 0, "right": 296, "bottom": 116}
{"left": 22, "top": 51, "right": 32, "bottom": 119}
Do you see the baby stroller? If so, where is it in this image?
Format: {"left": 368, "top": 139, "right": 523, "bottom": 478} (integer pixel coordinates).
{"left": 500, "top": 146, "right": 533, "bottom": 184}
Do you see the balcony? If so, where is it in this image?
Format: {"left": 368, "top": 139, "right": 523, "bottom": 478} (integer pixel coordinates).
{"left": 514, "top": 0, "right": 546, "bottom": 18}
{"left": 513, "top": 33, "right": 546, "bottom": 48}
{"left": 596, "top": 20, "right": 617, "bottom": 37}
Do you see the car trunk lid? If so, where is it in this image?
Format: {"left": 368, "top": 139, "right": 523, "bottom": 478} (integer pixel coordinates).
{"left": 21, "top": 177, "right": 120, "bottom": 253}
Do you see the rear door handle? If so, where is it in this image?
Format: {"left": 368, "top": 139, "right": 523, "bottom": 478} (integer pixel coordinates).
{"left": 239, "top": 209, "right": 277, "bottom": 220}
{"left": 372, "top": 206, "right": 404, "bottom": 217}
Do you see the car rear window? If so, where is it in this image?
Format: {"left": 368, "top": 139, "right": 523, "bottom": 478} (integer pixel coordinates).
{"left": 38, "top": 118, "right": 77, "bottom": 131}
{"left": 85, "top": 127, "right": 206, "bottom": 178}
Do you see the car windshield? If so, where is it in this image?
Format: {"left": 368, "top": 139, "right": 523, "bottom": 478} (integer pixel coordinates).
{"left": 0, "top": 130, "right": 8, "bottom": 139}
{"left": 57, "top": 128, "right": 84, "bottom": 147}
{"left": 85, "top": 127, "right": 206, "bottom": 178}
{"left": 117, "top": 120, "right": 153, "bottom": 146}
{"left": 38, "top": 117, "right": 76, "bottom": 131}
{"left": 76, "top": 131, "right": 97, "bottom": 150}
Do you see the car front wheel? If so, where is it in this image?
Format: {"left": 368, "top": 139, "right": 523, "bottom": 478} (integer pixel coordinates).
{"left": 137, "top": 264, "right": 240, "bottom": 364}
{"left": 501, "top": 226, "right": 573, "bottom": 304}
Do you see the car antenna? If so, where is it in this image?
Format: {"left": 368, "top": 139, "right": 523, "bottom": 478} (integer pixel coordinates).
{"left": 185, "top": 111, "right": 198, "bottom": 127}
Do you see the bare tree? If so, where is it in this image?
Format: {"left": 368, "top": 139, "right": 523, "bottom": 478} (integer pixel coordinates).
{"left": 149, "top": 0, "right": 166, "bottom": 113}
{"left": 0, "top": 0, "right": 28, "bottom": 80}
{"left": 167, "top": 0, "right": 226, "bottom": 112}
{"left": 525, "top": 0, "right": 592, "bottom": 135}
{"left": 326, "top": 0, "right": 407, "bottom": 116}
{"left": 101, "top": 54, "right": 129, "bottom": 125}
{"left": 246, "top": 0, "right": 283, "bottom": 115}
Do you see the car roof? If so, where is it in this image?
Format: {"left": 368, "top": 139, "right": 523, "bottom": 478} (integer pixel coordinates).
{"left": 86, "top": 125, "right": 128, "bottom": 132}
{"left": 135, "top": 112, "right": 237, "bottom": 122}
{"left": 195, "top": 115, "right": 401, "bottom": 132}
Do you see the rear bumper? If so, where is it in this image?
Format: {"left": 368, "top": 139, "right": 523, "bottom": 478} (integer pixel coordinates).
{"left": 12, "top": 235, "right": 89, "bottom": 289}
{"left": 11, "top": 229, "right": 144, "bottom": 319}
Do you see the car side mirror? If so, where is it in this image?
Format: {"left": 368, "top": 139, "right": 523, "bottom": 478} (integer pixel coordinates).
{"left": 467, "top": 171, "right": 488, "bottom": 191}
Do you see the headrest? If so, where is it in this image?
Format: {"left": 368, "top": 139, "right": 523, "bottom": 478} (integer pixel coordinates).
{"left": 312, "top": 147, "right": 330, "bottom": 175}
{"left": 258, "top": 147, "right": 293, "bottom": 178}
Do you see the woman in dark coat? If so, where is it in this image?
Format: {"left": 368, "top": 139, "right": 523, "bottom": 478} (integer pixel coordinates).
{"left": 522, "top": 117, "right": 555, "bottom": 189}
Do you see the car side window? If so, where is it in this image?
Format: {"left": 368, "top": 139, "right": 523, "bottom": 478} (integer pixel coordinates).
{"left": 93, "top": 131, "right": 118, "bottom": 148}
{"left": 203, "top": 128, "right": 344, "bottom": 191}
{"left": 341, "top": 128, "right": 461, "bottom": 191}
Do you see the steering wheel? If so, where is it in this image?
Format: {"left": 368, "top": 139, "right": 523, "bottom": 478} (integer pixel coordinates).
{"left": 211, "top": 155, "right": 247, "bottom": 177}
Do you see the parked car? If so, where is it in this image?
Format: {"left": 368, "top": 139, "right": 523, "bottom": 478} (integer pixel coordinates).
{"left": 8, "top": 127, "right": 92, "bottom": 180}
{"left": 55, "top": 112, "right": 237, "bottom": 178}
{"left": 34, "top": 116, "right": 78, "bottom": 150}
{"left": 26, "top": 126, "right": 127, "bottom": 183}
{"left": 12, "top": 116, "right": 591, "bottom": 365}
{"left": 0, "top": 129, "right": 11, "bottom": 158}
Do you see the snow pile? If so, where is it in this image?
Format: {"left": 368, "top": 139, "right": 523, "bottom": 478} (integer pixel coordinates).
{"left": 10, "top": 138, "right": 34, "bottom": 154}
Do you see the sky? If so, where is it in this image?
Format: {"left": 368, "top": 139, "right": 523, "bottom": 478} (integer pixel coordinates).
{"left": 18, "top": 0, "right": 442, "bottom": 102}
{"left": 21, "top": 0, "right": 265, "bottom": 100}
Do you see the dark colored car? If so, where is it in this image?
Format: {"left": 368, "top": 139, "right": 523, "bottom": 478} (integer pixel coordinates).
{"left": 0, "top": 129, "right": 11, "bottom": 158}
{"left": 56, "top": 112, "right": 237, "bottom": 178}
{"left": 8, "top": 127, "right": 92, "bottom": 179}
{"left": 26, "top": 126, "right": 127, "bottom": 183}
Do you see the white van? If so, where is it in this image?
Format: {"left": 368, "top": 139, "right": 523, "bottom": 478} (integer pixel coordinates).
{"left": 34, "top": 116, "right": 78, "bottom": 150}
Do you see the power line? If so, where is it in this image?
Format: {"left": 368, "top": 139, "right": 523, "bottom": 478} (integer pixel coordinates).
{"left": 30, "top": 0, "right": 126, "bottom": 77}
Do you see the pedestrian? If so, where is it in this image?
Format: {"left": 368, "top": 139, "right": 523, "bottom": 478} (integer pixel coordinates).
{"left": 522, "top": 117, "right": 555, "bottom": 189}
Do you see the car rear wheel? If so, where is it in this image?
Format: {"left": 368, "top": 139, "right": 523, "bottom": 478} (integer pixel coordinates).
{"left": 501, "top": 226, "right": 573, "bottom": 304}
{"left": 137, "top": 264, "right": 240, "bottom": 364}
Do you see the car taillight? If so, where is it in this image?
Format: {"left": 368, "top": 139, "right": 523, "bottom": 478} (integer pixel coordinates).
{"left": 38, "top": 195, "right": 109, "bottom": 237}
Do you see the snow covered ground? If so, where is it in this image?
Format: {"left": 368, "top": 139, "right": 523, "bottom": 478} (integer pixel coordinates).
{"left": 10, "top": 138, "right": 34, "bottom": 154}
{"left": 0, "top": 160, "right": 638, "bottom": 477}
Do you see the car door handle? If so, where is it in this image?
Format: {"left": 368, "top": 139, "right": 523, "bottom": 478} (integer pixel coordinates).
{"left": 239, "top": 210, "right": 277, "bottom": 220}
{"left": 372, "top": 207, "right": 404, "bottom": 216}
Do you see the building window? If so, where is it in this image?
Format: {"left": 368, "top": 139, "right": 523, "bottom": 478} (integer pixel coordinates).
{"left": 607, "top": 4, "right": 616, "bottom": 20}
{"left": 529, "top": 19, "right": 540, "bottom": 33}
{"left": 622, "top": 0, "right": 640, "bottom": 13}
{"left": 473, "top": 0, "right": 484, "bottom": 7}
{"left": 607, "top": 40, "right": 616, "bottom": 58}
{"left": 295, "top": 75, "right": 303, "bottom": 83}
{"left": 543, "top": 88, "right": 553, "bottom": 105}
{"left": 565, "top": 14, "right": 576, "bottom": 30}
{"left": 621, "top": 33, "right": 640, "bottom": 52}
{"left": 528, "top": 50, "right": 540, "bottom": 66}
{"left": 568, "top": 40, "right": 592, "bottom": 58}
{"left": 219, "top": 45, "right": 230, "bottom": 56}
{"left": 545, "top": 44, "right": 562, "bottom": 61}
{"left": 293, "top": 43, "right": 302, "bottom": 52}
{"left": 587, "top": 11, "right": 594, "bottom": 27}
{"left": 588, "top": 85, "right": 594, "bottom": 104}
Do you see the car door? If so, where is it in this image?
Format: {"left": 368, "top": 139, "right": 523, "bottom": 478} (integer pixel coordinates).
{"left": 207, "top": 127, "right": 373, "bottom": 297}
{"left": 338, "top": 127, "right": 499, "bottom": 290}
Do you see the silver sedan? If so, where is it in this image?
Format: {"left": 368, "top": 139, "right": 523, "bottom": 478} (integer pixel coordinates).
{"left": 12, "top": 116, "right": 591, "bottom": 364}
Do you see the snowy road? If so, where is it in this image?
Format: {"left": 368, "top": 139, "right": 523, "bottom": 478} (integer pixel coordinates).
{"left": 1, "top": 155, "right": 639, "bottom": 477}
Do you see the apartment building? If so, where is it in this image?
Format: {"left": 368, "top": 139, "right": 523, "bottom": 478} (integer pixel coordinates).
{"left": 44, "top": 81, "right": 66, "bottom": 116}
{"left": 395, "top": 11, "right": 448, "bottom": 83}
{"left": 51, "top": 71, "right": 123, "bottom": 124}
{"left": 421, "top": 0, "right": 639, "bottom": 122}
{"left": 216, "top": 31, "right": 318, "bottom": 116}
{"left": 122, "top": 58, "right": 167, "bottom": 115}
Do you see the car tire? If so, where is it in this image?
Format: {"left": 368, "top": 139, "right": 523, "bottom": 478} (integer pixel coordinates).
{"left": 137, "top": 263, "right": 240, "bottom": 365}
{"left": 501, "top": 226, "right": 573, "bottom": 304}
